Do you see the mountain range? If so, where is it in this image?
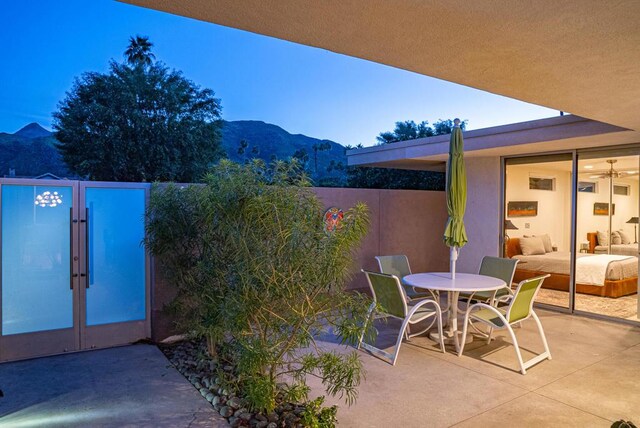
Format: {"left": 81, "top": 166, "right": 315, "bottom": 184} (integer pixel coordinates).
{"left": 0, "top": 121, "right": 348, "bottom": 182}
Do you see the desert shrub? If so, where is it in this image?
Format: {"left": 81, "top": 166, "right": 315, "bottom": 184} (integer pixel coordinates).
{"left": 146, "top": 159, "right": 373, "bottom": 413}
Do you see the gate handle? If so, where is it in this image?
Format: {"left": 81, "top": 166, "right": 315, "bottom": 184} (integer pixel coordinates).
{"left": 82, "top": 208, "right": 89, "bottom": 288}
{"left": 69, "top": 208, "right": 77, "bottom": 289}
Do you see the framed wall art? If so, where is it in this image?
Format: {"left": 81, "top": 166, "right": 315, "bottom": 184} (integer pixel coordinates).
{"left": 507, "top": 201, "right": 538, "bottom": 217}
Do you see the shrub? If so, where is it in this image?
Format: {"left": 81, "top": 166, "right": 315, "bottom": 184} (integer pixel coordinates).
{"left": 146, "top": 159, "right": 373, "bottom": 413}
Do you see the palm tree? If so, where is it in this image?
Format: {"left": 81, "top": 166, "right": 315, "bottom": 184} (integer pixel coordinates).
{"left": 125, "top": 35, "right": 156, "bottom": 67}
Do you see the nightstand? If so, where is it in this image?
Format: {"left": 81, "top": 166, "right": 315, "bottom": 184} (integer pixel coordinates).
{"left": 579, "top": 242, "right": 589, "bottom": 253}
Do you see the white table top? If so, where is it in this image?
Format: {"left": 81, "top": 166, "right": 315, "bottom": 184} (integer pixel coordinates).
{"left": 403, "top": 272, "right": 506, "bottom": 292}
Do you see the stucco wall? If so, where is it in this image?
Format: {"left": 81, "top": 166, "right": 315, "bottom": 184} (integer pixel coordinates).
{"left": 151, "top": 187, "right": 449, "bottom": 341}
{"left": 457, "top": 157, "right": 502, "bottom": 273}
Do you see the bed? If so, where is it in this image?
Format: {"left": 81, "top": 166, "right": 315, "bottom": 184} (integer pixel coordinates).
{"left": 587, "top": 232, "right": 638, "bottom": 256}
{"left": 506, "top": 238, "right": 638, "bottom": 298}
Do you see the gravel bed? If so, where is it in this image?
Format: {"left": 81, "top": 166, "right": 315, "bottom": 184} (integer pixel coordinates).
{"left": 160, "top": 339, "right": 313, "bottom": 428}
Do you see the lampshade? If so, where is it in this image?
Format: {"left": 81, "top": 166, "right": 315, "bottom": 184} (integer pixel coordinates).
{"left": 626, "top": 217, "right": 639, "bottom": 224}
{"left": 504, "top": 219, "right": 518, "bottom": 230}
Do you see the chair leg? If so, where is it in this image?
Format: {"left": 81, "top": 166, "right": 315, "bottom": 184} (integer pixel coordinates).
{"left": 532, "top": 311, "right": 552, "bottom": 360}
{"left": 457, "top": 311, "right": 471, "bottom": 357}
{"left": 434, "top": 306, "right": 445, "bottom": 353}
{"left": 357, "top": 303, "right": 375, "bottom": 350}
{"left": 487, "top": 327, "right": 494, "bottom": 344}
{"left": 505, "top": 324, "right": 527, "bottom": 374}
{"left": 392, "top": 318, "right": 412, "bottom": 365}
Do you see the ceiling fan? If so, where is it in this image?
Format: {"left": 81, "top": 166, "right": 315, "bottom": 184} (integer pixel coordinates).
{"left": 588, "top": 159, "right": 639, "bottom": 179}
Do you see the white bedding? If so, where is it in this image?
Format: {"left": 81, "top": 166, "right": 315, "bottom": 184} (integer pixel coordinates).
{"left": 575, "top": 254, "right": 634, "bottom": 285}
{"left": 513, "top": 251, "right": 638, "bottom": 285}
{"left": 594, "top": 244, "right": 638, "bottom": 257}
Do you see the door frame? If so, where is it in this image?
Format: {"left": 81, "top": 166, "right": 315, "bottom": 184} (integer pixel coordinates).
{"left": 0, "top": 178, "right": 151, "bottom": 362}
{"left": 78, "top": 181, "right": 151, "bottom": 350}
{"left": 0, "top": 178, "right": 81, "bottom": 361}
{"left": 501, "top": 144, "right": 640, "bottom": 326}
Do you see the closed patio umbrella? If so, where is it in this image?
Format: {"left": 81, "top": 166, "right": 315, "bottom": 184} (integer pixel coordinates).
{"left": 443, "top": 118, "right": 468, "bottom": 278}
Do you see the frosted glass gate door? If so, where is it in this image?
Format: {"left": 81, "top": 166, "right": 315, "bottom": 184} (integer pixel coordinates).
{"left": 2, "top": 185, "right": 74, "bottom": 335}
{"left": 84, "top": 188, "right": 146, "bottom": 326}
{"left": 0, "top": 182, "right": 79, "bottom": 362}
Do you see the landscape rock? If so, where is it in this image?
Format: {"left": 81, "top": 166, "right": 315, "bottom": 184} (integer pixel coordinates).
{"left": 220, "top": 406, "right": 234, "bottom": 418}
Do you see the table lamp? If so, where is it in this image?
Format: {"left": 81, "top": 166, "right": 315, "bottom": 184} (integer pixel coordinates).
{"left": 626, "top": 217, "right": 639, "bottom": 243}
{"left": 504, "top": 219, "right": 518, "bottom": 242}
{"left": 504, "top": 220, "right": 518, "bottom": 257}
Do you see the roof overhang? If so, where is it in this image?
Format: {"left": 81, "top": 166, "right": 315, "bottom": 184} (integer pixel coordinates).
{"left": 121, "top": 1, "right": 640, "bottom": 133}
{"left": 347, "top": 115, "right": 634, "bottom": 171}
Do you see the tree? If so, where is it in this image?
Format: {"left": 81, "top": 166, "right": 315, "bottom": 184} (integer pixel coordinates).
{"left": 145, "top": 160, "right": 373, "bottom": 413}
{"left": 292, "top": 148, "right": 310, "bottom": 169}
{"left": 53, "top": 36, "right": 223, "bottom": 182}
{"left": 376, "top": 120, "right": 434, "bottom": 144}
{"left": 376, "top": 119, "right": 466, "bottom": 144}
{"left": 311, "top": 141, "right": 332, "bottom": 173}
{"left": 124, "top": 35, "right": 156, "bottom": 67}
{"left": 348, "top": 118, "right": 467, "bottom": 190}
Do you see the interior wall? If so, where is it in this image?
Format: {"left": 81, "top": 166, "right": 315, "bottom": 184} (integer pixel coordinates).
{"left": 457, "top": 157, "right": 502, "bottom": 273}
{"left": 505, "top": 164, "right": 572, "bottom": 251}
{"left": 576, "top": 176, "right": 639, "bottom": 245}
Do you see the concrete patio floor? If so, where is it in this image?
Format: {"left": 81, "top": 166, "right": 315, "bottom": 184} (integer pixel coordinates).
{"left": 0, "top": 344, "right": 228, "bottom": 427}
{"left": 313, "top": 308, "right": 640, "bottom": 427}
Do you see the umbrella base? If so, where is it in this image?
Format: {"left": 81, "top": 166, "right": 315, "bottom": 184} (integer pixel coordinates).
{"left": 429, "top": 330, "right": 473, "bottom": 346}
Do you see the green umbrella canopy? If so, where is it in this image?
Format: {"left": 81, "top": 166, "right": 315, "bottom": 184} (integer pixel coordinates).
{"left": 443, "top": 119, "right": 468, "bottom": 249}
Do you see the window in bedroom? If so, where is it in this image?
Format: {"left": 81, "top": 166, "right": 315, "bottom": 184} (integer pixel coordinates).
{"left": 613, "top": 184, "right": 630, "bottom": 196}
{"left": 578, "top": 181, "right": 597, "bottom": 193}
{"left": 529, "top": 175, "right": 556, "bottom": 191}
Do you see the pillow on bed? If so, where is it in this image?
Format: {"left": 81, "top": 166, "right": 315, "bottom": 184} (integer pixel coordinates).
{"left": 597, "top": 230, "right": 609, "bottom": 246}
{"left": 611, "top": 231, "right": 622, "bottom": 245}
{"left": 538, "top": 234, "right": 553, "bottom": 253}
{"left": 519, "top": 236, "right": 546, "bottom": 256}
{"left": 618, "top": 229, "right": 632, "bottom": 245}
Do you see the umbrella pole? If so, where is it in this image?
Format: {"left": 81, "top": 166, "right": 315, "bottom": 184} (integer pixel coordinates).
{"left": 450, "top": 246, "right": 458, "bottom": 279}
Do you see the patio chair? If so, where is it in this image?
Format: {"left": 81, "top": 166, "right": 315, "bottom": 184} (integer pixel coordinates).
{"left": 375, "top": 255, "right": 437, "bottom": 301}
{"left": 459, "top": 256, "right": 519, "bottom": 307}
{"left": 457, "top": 274, "right": 552, "bottom": 374}
{"left": 358, "top": 270, "right": 445, "bottom": 366}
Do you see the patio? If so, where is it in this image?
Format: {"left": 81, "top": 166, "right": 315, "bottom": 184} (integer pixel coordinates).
{"left": 312, "top": 308, "right": 640, "bottom": 427}
{"left": 0, "top": 344, "right": 228, "bottom": 427}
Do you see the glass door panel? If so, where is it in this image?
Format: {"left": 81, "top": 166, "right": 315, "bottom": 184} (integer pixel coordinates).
{"left": 575, "top": 153, "right": 639, "bottom": 321}
{"left": 84, "top": 188, "right": 146, "bottom": 325}
{"left": 80, "top": 184, "right": 149, "bottom": 349}
{"left": 0, "top": 182, "right": 79, "bottom": 361}
{"left": 504, "top": 155, "right": 574, "bottom": 309}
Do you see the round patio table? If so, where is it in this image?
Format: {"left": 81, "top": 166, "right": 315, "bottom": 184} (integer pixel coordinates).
{"left": 403, "top": 272, "right": 506, "bottom": 353}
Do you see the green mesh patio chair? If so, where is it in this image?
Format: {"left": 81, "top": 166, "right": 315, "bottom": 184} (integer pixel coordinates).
{"left": 457, "top": 274, "right": 552, "bottom": 374}
{"left": 459, "top": 256, "right": 519, "bottom": 307}
{"left": 375, "top": 255, "right": 437, "bottom": 301}
{"left": 358, "top": 270, "right": 445, "bottom": 365}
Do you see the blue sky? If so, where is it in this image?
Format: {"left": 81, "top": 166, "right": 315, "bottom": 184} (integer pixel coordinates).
{"left": 0, "top": 0, "right": 558, "bottom": 146}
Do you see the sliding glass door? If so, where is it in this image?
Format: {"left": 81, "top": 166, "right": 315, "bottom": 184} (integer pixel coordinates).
{"left": 503, "top": 148, "right": 640, "bottom": 324}
{"left": 504, "top": 154, "right": 574, "bottom": 310}
{"left": 575, "top": 150, "right": 639, "bottom": 321}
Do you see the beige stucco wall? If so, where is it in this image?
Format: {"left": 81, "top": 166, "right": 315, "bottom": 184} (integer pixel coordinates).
{"left": 313, "top": 187, "right": 449, "bottom": 290}
{"left": 456, "top": 157, "right": 502, "bottom": 273}
{"left": 151, "top": 186, "right": 449, "bottom": 341}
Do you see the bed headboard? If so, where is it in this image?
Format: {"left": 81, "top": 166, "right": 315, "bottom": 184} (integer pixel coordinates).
{"left": 505, "top": 238, "right": 522, "bottom": 259}
{"left": 587, "top": 232, "right": 598, "bottom": 253}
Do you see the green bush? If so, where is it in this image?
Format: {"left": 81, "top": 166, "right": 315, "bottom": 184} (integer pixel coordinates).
{"left": 146, "top": 159, "right": 374, "bottom": 413}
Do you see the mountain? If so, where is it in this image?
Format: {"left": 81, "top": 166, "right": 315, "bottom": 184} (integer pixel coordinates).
{"left": 14, "top": 123, "right": 52, "bottom": 139}
{"left": 220, "top": 120, "right": 346, "bottom": 183}
{"left": 0, "top": 123, "right": 72, "bottom": 178}
{"left": 0, "top": 121, "right": 347, "bottom": 183}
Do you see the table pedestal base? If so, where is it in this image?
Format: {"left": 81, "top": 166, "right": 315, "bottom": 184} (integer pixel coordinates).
{"left": 429, "top": 330, "right": 473, "bottom": 346}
